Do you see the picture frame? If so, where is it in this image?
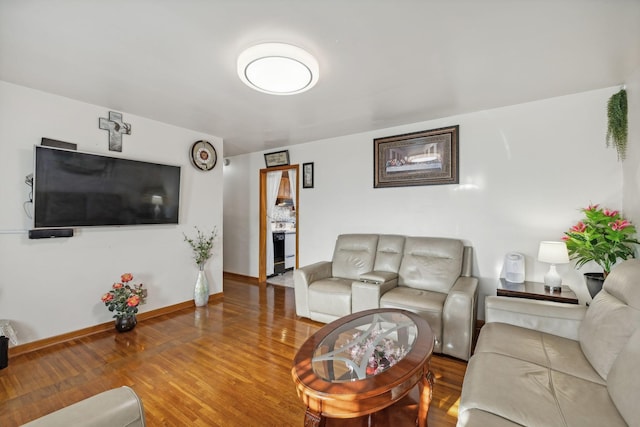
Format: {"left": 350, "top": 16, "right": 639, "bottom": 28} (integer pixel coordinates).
{"left": 373, "top": 125, "right": 459, "bottom": 188}
{"left": 302, "top": 162, "right": 314, "bottom": 188}
{"left": 264, "top": 150, "right": 290, "bottom": 168}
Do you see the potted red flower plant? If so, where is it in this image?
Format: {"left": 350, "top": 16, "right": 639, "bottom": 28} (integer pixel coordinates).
{"left": 101, "top": 273, "right": 146, "bottom": 332}
{"left": 563, "top": 204, "right": 639, "bottom": 297}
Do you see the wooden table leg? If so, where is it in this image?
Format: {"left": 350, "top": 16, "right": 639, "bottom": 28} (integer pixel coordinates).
{"left": 304, "top": 407, "right": 326, "bottom": 427}
{"left": 416, "top": 365, "right": 434, "bottom": 427}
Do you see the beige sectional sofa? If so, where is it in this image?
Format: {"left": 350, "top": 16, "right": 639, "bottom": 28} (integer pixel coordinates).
{"left": 22, "top": 386, "right": 146, "bottom": 426}
{"left": 294, "top": 233, "right": 478, "bottom": 360}
{"left": 458, "top": 259, "right": 640, "bottom": 427}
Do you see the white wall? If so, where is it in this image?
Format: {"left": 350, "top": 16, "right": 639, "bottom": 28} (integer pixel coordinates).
{"left": 623, "top": 67, "right": 640, "bottom": 227}
{"left": 224, "top": 87, "right": 625, "bottom": 318}
{"left": 0, "top": 81, "right": 223, "bottom": 345}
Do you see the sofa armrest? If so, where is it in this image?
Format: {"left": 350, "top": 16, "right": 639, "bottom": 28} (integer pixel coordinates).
{"left": 352, "top": 272, "right": 398, "bottom": 313}
{"left": 485, "top": 296, "right": 587, "bottom": 340}
{"left": 294, "top": 261, "right": 333, "bottom": 318}
{"left": 358, "top": 271, "right": 398, "bottom": 284}
{"left": 442, "top": 276, "right": 478, "bottom": 361}
{"left": 22, "top": 386, "right": 145, "bottom": 427}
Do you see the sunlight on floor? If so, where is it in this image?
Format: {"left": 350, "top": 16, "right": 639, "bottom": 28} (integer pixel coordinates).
{"left": 446, "top": 397, "right": 461, "bottom": 417}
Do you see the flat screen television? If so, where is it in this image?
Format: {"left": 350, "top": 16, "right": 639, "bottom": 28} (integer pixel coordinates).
{"left": 34, "top": 145, "right": 181, "bottom": 228}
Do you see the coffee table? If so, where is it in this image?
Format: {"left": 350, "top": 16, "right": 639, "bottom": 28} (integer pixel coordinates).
{"left": 291, "top": 309, "right": 435, "bottom": 427}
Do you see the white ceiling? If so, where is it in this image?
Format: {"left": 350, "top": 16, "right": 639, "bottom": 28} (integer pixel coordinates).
{"left": 1, "top": 1, "right": 639, "bottom": 157}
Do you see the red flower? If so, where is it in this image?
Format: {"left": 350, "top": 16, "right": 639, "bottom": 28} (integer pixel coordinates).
{"left": 586, "top": 204, "right": 599, "bottom": 211}
{"left": 112, "top": 282, "right": 123, "bottom": 289}
{"left": 570, "top": 222, "right": 586, "bottom": 233}
{"left": 126, "top": 295, "right": 140, "bottom": 307}
{"left": 121, "top": 273, "right": 133, "bottom": 283}
{"left": 610, "top": 220, "right": 631, "bottom": 231}
{"left": 603, "top": 209, "right": 619, "bottom": 217}
{"left": 101, "top": 293, "right": 113, "bottom": 302}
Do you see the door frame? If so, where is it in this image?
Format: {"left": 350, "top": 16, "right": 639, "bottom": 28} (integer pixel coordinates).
{"left": 259, "top": 164, "right": 299, "bottom": 283}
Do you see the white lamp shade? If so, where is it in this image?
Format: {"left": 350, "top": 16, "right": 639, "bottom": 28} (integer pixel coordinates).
{"left": 538, "top": 241, "right": 569, "bottom": 264}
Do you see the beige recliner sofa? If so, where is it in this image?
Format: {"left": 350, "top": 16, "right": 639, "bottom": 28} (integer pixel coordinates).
{"left": 294, "top": 233, "right": 478, "bottom": 360}
{"left": 22, "top": 386, "right": 146, "bottom": 426}
{"left": 458, "top": 259, "right": 640, "bottom": 427}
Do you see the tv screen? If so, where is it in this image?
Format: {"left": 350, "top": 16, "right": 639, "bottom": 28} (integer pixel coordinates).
{"left": 34, "top": 145, "right": 181, "bottom": 228}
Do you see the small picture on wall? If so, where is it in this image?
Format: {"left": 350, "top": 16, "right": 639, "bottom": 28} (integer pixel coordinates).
{"left": 303, "top": 162, "right": 314, "bottom": 188}
{"left": 373, "top": 125, "right": 459, "bottom": 188}
{"left": 264, "top": 150, "right": 290, "bottom": 168}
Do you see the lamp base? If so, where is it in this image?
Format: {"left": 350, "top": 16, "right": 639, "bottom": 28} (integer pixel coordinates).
{"left": 543, "top": 264, "right": 562, "bottom": 292}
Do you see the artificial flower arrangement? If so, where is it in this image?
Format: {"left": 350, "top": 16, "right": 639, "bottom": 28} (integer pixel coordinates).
{"left": 101, "top": 273, "right": 146, "bottom": 318}
{"left": 347, "top": 325, "right": 408, "bottom": 377}
{"left": 563, "top": 204, "right": 639, "bottom": 277}
{"left": 183, "top": 226, "right": 218, "bottom": 269}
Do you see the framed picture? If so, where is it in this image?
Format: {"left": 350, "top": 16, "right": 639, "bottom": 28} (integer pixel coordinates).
{"left": 264, "top": 150, "right": 290, "bottom": 168}
{"left": 302, "top": 162, "right": 314, "bottom": 188}
{"left": 373, "top": 125, "right": 459, "bottom": 188}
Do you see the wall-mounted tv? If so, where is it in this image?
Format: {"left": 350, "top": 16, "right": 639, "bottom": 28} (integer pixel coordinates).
{"left": 34, "top": 145, "right": 181, "bottom": 228}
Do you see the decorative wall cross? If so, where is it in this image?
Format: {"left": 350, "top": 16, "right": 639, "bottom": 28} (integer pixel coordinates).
{"left": 99, "top": 111, "right": 131, "bottom": 152}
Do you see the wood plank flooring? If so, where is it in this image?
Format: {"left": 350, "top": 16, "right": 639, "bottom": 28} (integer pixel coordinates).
{"left": 0, "top": 277, "right": 467, "bottom": 426}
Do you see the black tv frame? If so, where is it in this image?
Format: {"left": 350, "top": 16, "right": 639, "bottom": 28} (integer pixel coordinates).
{"left": 33, "top": 145, "right": 181, "bottom": 228}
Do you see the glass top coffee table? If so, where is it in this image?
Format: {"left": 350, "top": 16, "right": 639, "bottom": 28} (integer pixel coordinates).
{"left": 292, "top": 309, "right": 435, "bottom": 427}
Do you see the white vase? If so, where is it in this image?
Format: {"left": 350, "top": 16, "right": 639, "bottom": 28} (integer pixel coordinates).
{"left": 194, "top": 269, "right": 209, "bottom": 307}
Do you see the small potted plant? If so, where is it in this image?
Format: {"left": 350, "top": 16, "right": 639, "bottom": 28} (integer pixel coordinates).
{"left": 101, "top": 273, "right": 146, "bottom": 332}
{"left": 184, "top": 226, "right": 218, "bottom": 307}
{"left": 563, "top": 204, "right": 639, "bottom": 297}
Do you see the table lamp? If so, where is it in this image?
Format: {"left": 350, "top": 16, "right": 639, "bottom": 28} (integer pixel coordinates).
{"left": 537, "top": 241, "right": 570, "bottom": 291}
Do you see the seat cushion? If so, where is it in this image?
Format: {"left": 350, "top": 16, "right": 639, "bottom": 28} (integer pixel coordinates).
{"left": 476, "top": 322, "right": 605, "bottom": 385}
{"left": 380, "top": 286, "right": 445, "bottom": 352}
{"left": 308, "top": 278, "right": 352, "bottom": 317}
{"left": 459, "top": 352, "right": 627, "bottom": 427}
{"left": 457, "top": 408, "right": 524, "bottom": 427}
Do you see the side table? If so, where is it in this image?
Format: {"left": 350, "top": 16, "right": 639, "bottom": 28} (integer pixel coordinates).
{"left": 497, "top": 278, "right": 579, "bottom": 304}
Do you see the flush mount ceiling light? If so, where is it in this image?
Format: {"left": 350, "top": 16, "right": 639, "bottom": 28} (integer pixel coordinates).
{"left": 237, "top": 43, "right": 319, "bottom": 95}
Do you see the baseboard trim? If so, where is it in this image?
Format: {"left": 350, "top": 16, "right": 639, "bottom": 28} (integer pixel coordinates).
{"left": 223, "top": 271, "right": 260, "bottom": 285}
{"left": 8, "top": 293, "right": 483, "bottom": 358}
{"left": 9, "top": 293, "right": 223, "bottom": 358}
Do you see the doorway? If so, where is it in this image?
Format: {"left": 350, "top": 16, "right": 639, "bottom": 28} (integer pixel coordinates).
{"left": 259, "top": 165, "right": 299, "bottom": 284}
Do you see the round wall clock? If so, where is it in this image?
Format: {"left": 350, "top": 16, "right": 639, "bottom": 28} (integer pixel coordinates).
{"left": 190, "top": 140, "right": 217, "bottom": 171}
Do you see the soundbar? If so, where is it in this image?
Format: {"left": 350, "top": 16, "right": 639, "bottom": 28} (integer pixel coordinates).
{"left": 28, "top": 228, "right": 74, "bottom": 239}
{"left": 41, "top": 137, "right": 77, "bottom": 150}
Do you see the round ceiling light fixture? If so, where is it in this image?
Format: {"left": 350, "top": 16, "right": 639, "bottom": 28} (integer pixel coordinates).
{"left": 237, "top": 43, "right": 319, "bottom": 95}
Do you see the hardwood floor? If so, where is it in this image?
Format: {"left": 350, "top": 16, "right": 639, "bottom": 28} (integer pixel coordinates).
{"left": 0, "top": 277, "right": 466, "bottom": 426}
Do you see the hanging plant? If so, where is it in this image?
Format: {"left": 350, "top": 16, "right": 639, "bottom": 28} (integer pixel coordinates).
{"left": 606, "top": 88, "right": 628, "bottom": 161}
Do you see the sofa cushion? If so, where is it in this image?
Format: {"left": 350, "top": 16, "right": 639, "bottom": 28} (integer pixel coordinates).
{"left": 331, "top": 234, "right": 379, "bottom": 280}
{"left": 457, "top": 408, "right": 523, "bottom": 427}
{"left": 607, "top": 328, "right": 640, "bottom": 425}
{"left": 579, "top": 260, "right": 640, "bottom": 380}
{"left": 475, "top": 322, "right": 605, "bottom": 385}
{"left": 373, "top": 234, "right": 405, "bottom": 273}
{"left": 459, "top": 352, "right": 627, "bottom": 427}
{"left": 398, "top": 237, "right": 463, "bottom": 293}
{"left": 308, "top": 278, "right": 352, "bottom": 317}
{"left": 379, "top": 287, "right": 445, "bottom": 352}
